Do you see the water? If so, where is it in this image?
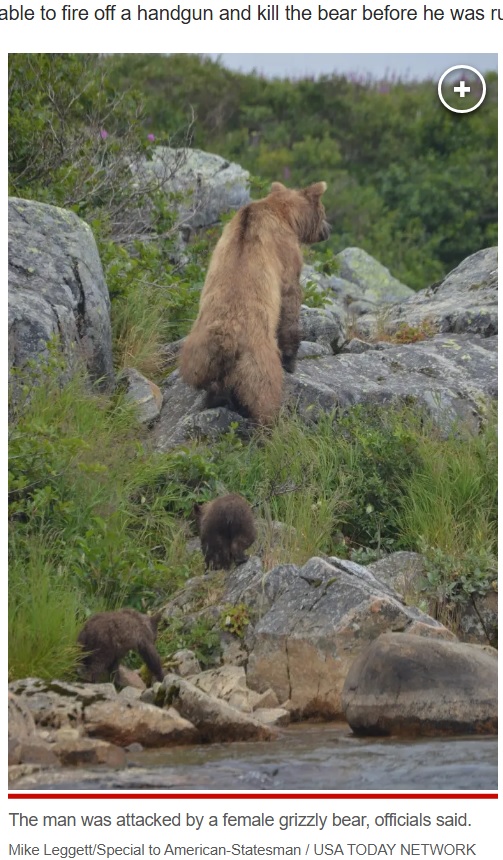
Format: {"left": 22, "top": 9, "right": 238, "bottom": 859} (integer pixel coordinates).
{"left": 12, "top": 724, "right": 497, "bottom": 791}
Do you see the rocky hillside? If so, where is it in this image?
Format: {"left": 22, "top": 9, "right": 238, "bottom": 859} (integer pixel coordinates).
{"left": 8, "top": 149, "right": 498, "bottom": 788}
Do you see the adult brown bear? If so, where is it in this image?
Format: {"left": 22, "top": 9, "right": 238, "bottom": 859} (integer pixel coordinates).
{"left": 179, "top": 181, "right": 330, "bottom": 425}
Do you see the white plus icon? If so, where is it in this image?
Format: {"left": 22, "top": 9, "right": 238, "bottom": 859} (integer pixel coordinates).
{"left": 453, "top": 80, "right": 471, "bottom": 97}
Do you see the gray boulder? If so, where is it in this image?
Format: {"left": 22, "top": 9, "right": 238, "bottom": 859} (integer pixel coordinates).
{"left": 299, "top": 305, "right": 346, "bottom": 352}
{"left": 8, "top": 198, "right": 114, "bottom": 389}
{"left": 284, "top": 333, "right": 497, "bottom": 433}
{"left": 152, "top": 370, "right": 252, "bottom": 450}
{"left": 342, "top": 633, "right": 498, "bottom": 736}
{"left": 356, "top": 247, "right": 497, "bottom": 340}
{"left": 366, "top": 552, "right": 426, "bottom": 599}
{"left": 334, "top": 247, "right": 414, "bottom": 304}
{"left": 84, "top": 699, "right": 198, "bottom": 748}
{"left": 228, "top": 556, "right": 454, "bottom": 720}
{"left": 161, "top": 674, "right": 278, "bottom": 742}
{"left": 132, "top": 147, "right": 250, "bottom": 232}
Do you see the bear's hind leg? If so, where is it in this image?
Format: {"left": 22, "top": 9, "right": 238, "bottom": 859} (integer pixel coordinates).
{"left": 277, "top": 285, "right": 302, "bottom": 374}
{"left": 229, "top": 346, "right": 283, "bottom": 426}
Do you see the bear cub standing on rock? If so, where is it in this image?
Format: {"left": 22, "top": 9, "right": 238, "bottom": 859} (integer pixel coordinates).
{"left": 194, "top": 494, "right": 257, "bottom": 571}
{"left": 179, "top": 181, "right": 330, "bottom": 425}
{"left": 77, "top": 608, "right": 164, "bottom": 683}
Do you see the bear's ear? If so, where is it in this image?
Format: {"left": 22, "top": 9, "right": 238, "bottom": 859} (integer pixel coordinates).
{"left": 270, "top": 181, "right": 287, "bottom": 193}
{"left": 303, "top": 181, "right": 328, "bottom": 198}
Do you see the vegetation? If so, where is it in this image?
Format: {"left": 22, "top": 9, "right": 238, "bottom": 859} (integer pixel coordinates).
{"left": 8, "top": 356, "right": 497, "bottom": 679}
{"left": 8, "top": 54, "right": 497, "bottom": 680}
{"left": 107, "top": 53, "right": 497, "bottom": 289}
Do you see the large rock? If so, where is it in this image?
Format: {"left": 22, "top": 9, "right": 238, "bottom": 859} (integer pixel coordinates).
{"left": 342, "top": 633, "right": 498, "bottom": 736}
{"left": 84, "top": 699, "right": 198, "bottom": 748}
{"left": 8, "top": 198, "right": 114, "bottom": 389}
{"left": 334, "top": 247, "right": 414, "bottom": 304}
{"left": 238, "top": 556, "right": 454, "bottom": 720}
{"left": 162, "top": 674, "right": 277, "bottom": 742}
{"left": 152, "top": 370, "right": 252, "bottom": 450}
{"left": 132, "top": 147, "right": 250, "bottom": 232}
{"left": 284, "top": 333, "right": 497, "bottom": 433}
{"left": 356, "top": 247, "right": 497, "bottom": 340}
{"left": 300, "top": 255, "right": 412, "bottom": 319}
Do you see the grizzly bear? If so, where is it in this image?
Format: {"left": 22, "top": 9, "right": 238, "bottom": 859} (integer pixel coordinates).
{"left": 179, "top": 181, "right": 330, "bottom": 425}
{"left": 77, "top": 608, "right": 164, "bottom": 683}
{"left": 194, "top": 494, "right": 257, "bottom": 571}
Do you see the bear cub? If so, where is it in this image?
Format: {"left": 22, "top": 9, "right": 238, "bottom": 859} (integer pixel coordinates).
{"left": 194, "top": 493, "right": 256, "bottom": 571}
{"left": 77, "top": 608, "right": 164, "bottom": 683}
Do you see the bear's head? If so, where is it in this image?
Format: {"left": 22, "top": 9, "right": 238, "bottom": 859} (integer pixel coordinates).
{"left": 270, "top": 181, "right": 331, "bottom": 244}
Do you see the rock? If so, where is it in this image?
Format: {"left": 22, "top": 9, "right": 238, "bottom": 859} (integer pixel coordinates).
{"left": 8, "top": 198, "right": 114, "bottom": 390}
{"left": 9, "top": 687, "right": 83, "bottom": 730}
{"left": 162, "top": 674, "right": 277, "bottom": 742}
{"left": 118, "top": 368, "right": 163, "bottom": 425}
{"left": 457, "top": 590, "right": 498, "bottom": 648}
{"left": 84, "top": 699, "right": 198, "bottom": 748}
{"left": 187, "top": 665, "right": 255, "bottom": 713}
{"left": 340, "top": 338, "right": 373, "bottom": 355}
{"left": 356, "top": 247, "right": 497, "bottom": 340}
{"left": 335, "top": 247, "right": 414, "bottom": 304}
{"left": 254, "top": 708, "right": 290, "bottom": 727}
{"left": 342, "top": 633, "right": 498, "bottom": 736}
{"left": 8, "top": 692, "right": 37, "bottom": 740}
{"left": 297, "top": 341, "right": 332, "bottom": 360}
{"left": 250, "top": 688, "right": 280, "bottom": 710}
{"left": 10, "top": 740, "right": 59, "bottom": 767}
{"left": 366, "top": 552, "right": 426, "bottom": 598}
{"left": 366, "top": 554, "right": 497, "bottom": 647}
{"left": 299, "top": 306, "right": 346, "bottom": 353}
{"left": 243, "top": 556, "right": 454, "bottom": 720}
{"left": 152, "top": 370, "right": 252, "bottom": 450}
{"left": 220, "top": 633, "right": 248, "bottom": 667}
{"left": 222, "top": 556, "right": 277, "bottom": 617}
{"left": 301, "top": 263, "right": 367, "bottom": 309}
{"left": 171, "top": 649, "right": 202, "bottom": 678}
{"left": 132, "top": 147, "right": 250, "bottom": 232}
{"left": 52, "top": 737, "right": 126, "bottom": 768}
{"left": 118, "top": 687, "right": 144, "bottom": 703}
{"left": 114, "top": 666, "right": 147, "bottom": 691}
{"left": 284, "top": 333, "right": 497, "bottom": 433}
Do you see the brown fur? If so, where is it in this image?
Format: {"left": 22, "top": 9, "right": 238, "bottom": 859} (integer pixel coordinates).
{"left": 194, "top": 494, "right": 257, "bottom": 571}
{"left": 179, "top": 181, "right": 330, "bottom": 424}
{"left": 77, "top": 608, "right": 164, "bottom": 683}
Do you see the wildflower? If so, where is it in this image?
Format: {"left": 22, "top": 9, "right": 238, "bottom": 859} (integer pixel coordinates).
{"left": 147, "top": 133, "right": 156, "bottom": 142}
{"left": 100, "top": 129, "right": 109, "bottom": 140}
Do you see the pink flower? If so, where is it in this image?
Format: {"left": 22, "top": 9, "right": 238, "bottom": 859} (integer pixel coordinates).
{"left": 147, "top": 133, "right": 156, "bottom": 142}
{"left": 100, "top": 129, "right": 109, "bottom": 140}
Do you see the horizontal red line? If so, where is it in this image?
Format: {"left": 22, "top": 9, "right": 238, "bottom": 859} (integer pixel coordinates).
{"left": 8, "top": 793, "right": 498, "bottom": 800}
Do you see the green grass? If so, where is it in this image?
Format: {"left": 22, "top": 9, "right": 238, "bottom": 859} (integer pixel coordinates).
{"left": 9, "top": 541, "right": 86, "bottom": 681}
{"left": 8, "top": 359, "right": 497, "bottom": 680}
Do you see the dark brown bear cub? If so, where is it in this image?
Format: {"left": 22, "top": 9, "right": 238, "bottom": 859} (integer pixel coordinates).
{"left": 77, "top": 608, "right": 164, "bottom": 683}
{"left": 194, "top": 494, "right": 256, "bottom": 571}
